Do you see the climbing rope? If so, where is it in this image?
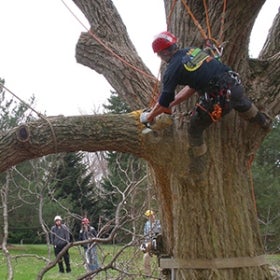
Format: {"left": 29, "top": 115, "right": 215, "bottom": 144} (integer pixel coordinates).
{"left": 60, "top": 0, "right": 161, "bottom": 110}
{"left": 180, "top": 0, "right": 208, "bottom": 40}
{"left": 167, "top": 0, "right": 178, "bottom": 30}
{"left": 60, "top": 0, "right": 157, "bottom": 83}
{"left": 177, "top": 0, "right": 228, "bottom": 59}
{"left": 203, "top": 0, "right": 212, "bottom": 40}
{"left": 149, "top": 76, "right": 160, "bottom": 108}
{"left": 60, "top": 0, "right": 228, "bottom": 109}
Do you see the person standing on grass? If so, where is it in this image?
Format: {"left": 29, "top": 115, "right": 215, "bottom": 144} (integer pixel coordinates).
{"left": 50, "top": 215, "right": 71, "bottom": 273}
{"left": 142, "top": 210, "right": 161, "bottom": 278}
{"left": 79, "top": 217, "right": 99, "bottom": 272}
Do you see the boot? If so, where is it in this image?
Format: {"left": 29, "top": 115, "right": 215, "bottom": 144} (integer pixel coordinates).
{"left": 66, "top": 266, "right": 71, "bottom": 273}
{"left": 249, "top": 111, "right": 272, "bottom": 130}
{"left": 238, "top": 104, "right": 272, "bottom": 129}
{"left": 58, "top": 261, "right": 64, "bottom": 273}
{"left": 65, "top": 261, "right": 71, "bottom": 273}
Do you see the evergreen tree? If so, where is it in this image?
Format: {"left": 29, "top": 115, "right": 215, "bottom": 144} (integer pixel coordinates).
{"left": 103, "top": 90, "right": 130, "bottom": 114}
{"left": 0, "top": 80, "right": 96, "bottom": 242}
{"left": 0, "top": 78, "right": 34, "bottom": 129}
{"left": 51, "top": 152, "right": 97, "bottom": 237}
{"left": 0, "top": 78, "right": 41, "bottom": 243}
{"left": 253, "top": 117, "right": 280, "bottom": 251}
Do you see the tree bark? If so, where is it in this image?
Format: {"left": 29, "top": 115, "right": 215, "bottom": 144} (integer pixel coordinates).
{"left": 73, "top": 1, "right": 279, "bottom": 279}
{"left": 0, "top": 113, "right": 143, "bottom": 172}
{"left": 1, "top": 0, "right": 279, "bottom": 279}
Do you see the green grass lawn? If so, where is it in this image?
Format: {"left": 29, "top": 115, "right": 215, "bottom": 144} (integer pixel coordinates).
{"left": 2, "top": 244, "right": 279, "bottom": 280}
{"left": 0, "top": 244, "right": 159, "bottom": 280}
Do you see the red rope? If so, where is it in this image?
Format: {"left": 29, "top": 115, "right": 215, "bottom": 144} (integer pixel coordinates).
{"left": 180, "top": 0, "right": 227, "bottom": 57}
{"left": 60, "top": 0, "right": 157, "bottom": 82}
{"left": 218, "top": 0, "right": 227, "bottom": 43}
{"left": 180, "top": 0, "right": 208, "bottom": 40}
{"left": 167, "top": 0, "right": 178, "bottom": 30}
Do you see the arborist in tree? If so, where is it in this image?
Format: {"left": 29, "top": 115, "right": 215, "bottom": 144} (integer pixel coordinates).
{"left": 140, "top": 31, "right": 271, "bottom": 173}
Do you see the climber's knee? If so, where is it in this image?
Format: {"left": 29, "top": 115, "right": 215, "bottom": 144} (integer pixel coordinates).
{"left": 238, "top": 104, "right": 258, "bottom": 120}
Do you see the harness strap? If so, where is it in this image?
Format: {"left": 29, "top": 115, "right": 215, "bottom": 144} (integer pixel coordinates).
{"left": 206, "top": 71, "right": 241, "bottom": 94}
{"left": 196, "top": 102, "right": 223, "bottom": 122}
{"left": 195, "top": 71, "right": 241, "bottom": 122}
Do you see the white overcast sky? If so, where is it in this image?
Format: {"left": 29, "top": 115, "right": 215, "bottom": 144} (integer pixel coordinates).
{"left": 0, "top": 0, "right": 279, "bottom": 116}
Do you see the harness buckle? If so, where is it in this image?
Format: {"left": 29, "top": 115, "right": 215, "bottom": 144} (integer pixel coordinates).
{"left": 228, "top": 71, "right": 241, "bottom": 85}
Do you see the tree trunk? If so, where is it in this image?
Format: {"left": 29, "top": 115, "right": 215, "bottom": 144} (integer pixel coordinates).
{"left": 146, "top": 117, "right": 272, "bottom": 279}
{"left": 0, "top": 0, "right": 279, "bottom": 279}
{"left": 72, "top": 1, "right": 279, "bottom": 278}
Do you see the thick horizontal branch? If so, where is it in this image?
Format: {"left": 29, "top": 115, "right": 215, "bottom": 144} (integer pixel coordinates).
{"left": 0, "top": 113, "right": 144, "bottom": 173}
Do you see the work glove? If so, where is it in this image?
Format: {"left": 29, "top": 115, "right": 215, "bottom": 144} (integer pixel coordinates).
{"left": 140, "top": 111, "right": 149, "bottom": 125}
{"left": 140, "top": 109, "right": 154, "bottom": 128}
{"left": 140, "top": 108, "right": 173, "bottom": 134}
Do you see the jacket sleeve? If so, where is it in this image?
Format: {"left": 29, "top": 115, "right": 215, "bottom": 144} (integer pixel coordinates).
{"left": 79, "top": 230, "right": 83, "bottom": 241}
{"left": 144, "top": 221, "right": 149, "bottom": 236}
{"left": 62, "top": 224, "right": 70, "bottom": 242}
{"left": 50, "top": 227, "right": 54, "bottom": 245}
{"left": 90, "top": 227, "right": 98, "bottom": 237}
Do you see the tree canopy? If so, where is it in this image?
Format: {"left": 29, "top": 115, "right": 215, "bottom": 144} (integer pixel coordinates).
{"left": 0, "top": 1, "right": 279, "bottom": 279}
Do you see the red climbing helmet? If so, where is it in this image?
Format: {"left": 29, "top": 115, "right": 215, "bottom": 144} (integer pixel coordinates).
{"left": 82, "top": 217, "right": 90, "bottom": 224}
{"left": 152, "top": 31, "right": 178, "bottom": 53}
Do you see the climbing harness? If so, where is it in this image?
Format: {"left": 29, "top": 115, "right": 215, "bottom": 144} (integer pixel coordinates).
{"left": 168, "top": 0, "right": 228, "bottom": 60}
{"left": 206, "top": 71, "right": 241, "bottom": 94}
{"left": 196, "top": 95, "right": 224, "bottom": 122}
{"left": 195, "top": 71, "right": 241, "bottom": 122}
{"left": 211, "top": 103, "right": 222, "bottom": 121}
{"left": 61, "top": 0, "right": 228, "bottom": 111}
{"left": 166, "top": 0, "right": 229, "bottom": 119}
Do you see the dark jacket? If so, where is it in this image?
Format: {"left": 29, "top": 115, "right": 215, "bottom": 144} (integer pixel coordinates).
{"left": 159, "top": 48, "right": 230, "bottom": 107}
{"left": 79, "top": 226, "right": 98, "bottom": 249}
{"left": 50, "top": 224, "right": 70, "bottom": 248}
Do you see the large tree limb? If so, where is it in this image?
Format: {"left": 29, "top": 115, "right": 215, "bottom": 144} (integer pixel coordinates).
{"left": 259, "top": 9, "right": 280, "bottom": 59}
{"left": 0, "top": 113, "right": 145, "bottom": 173}
{"left": 73, "top": 0, "right": 157, "bottom": 110}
